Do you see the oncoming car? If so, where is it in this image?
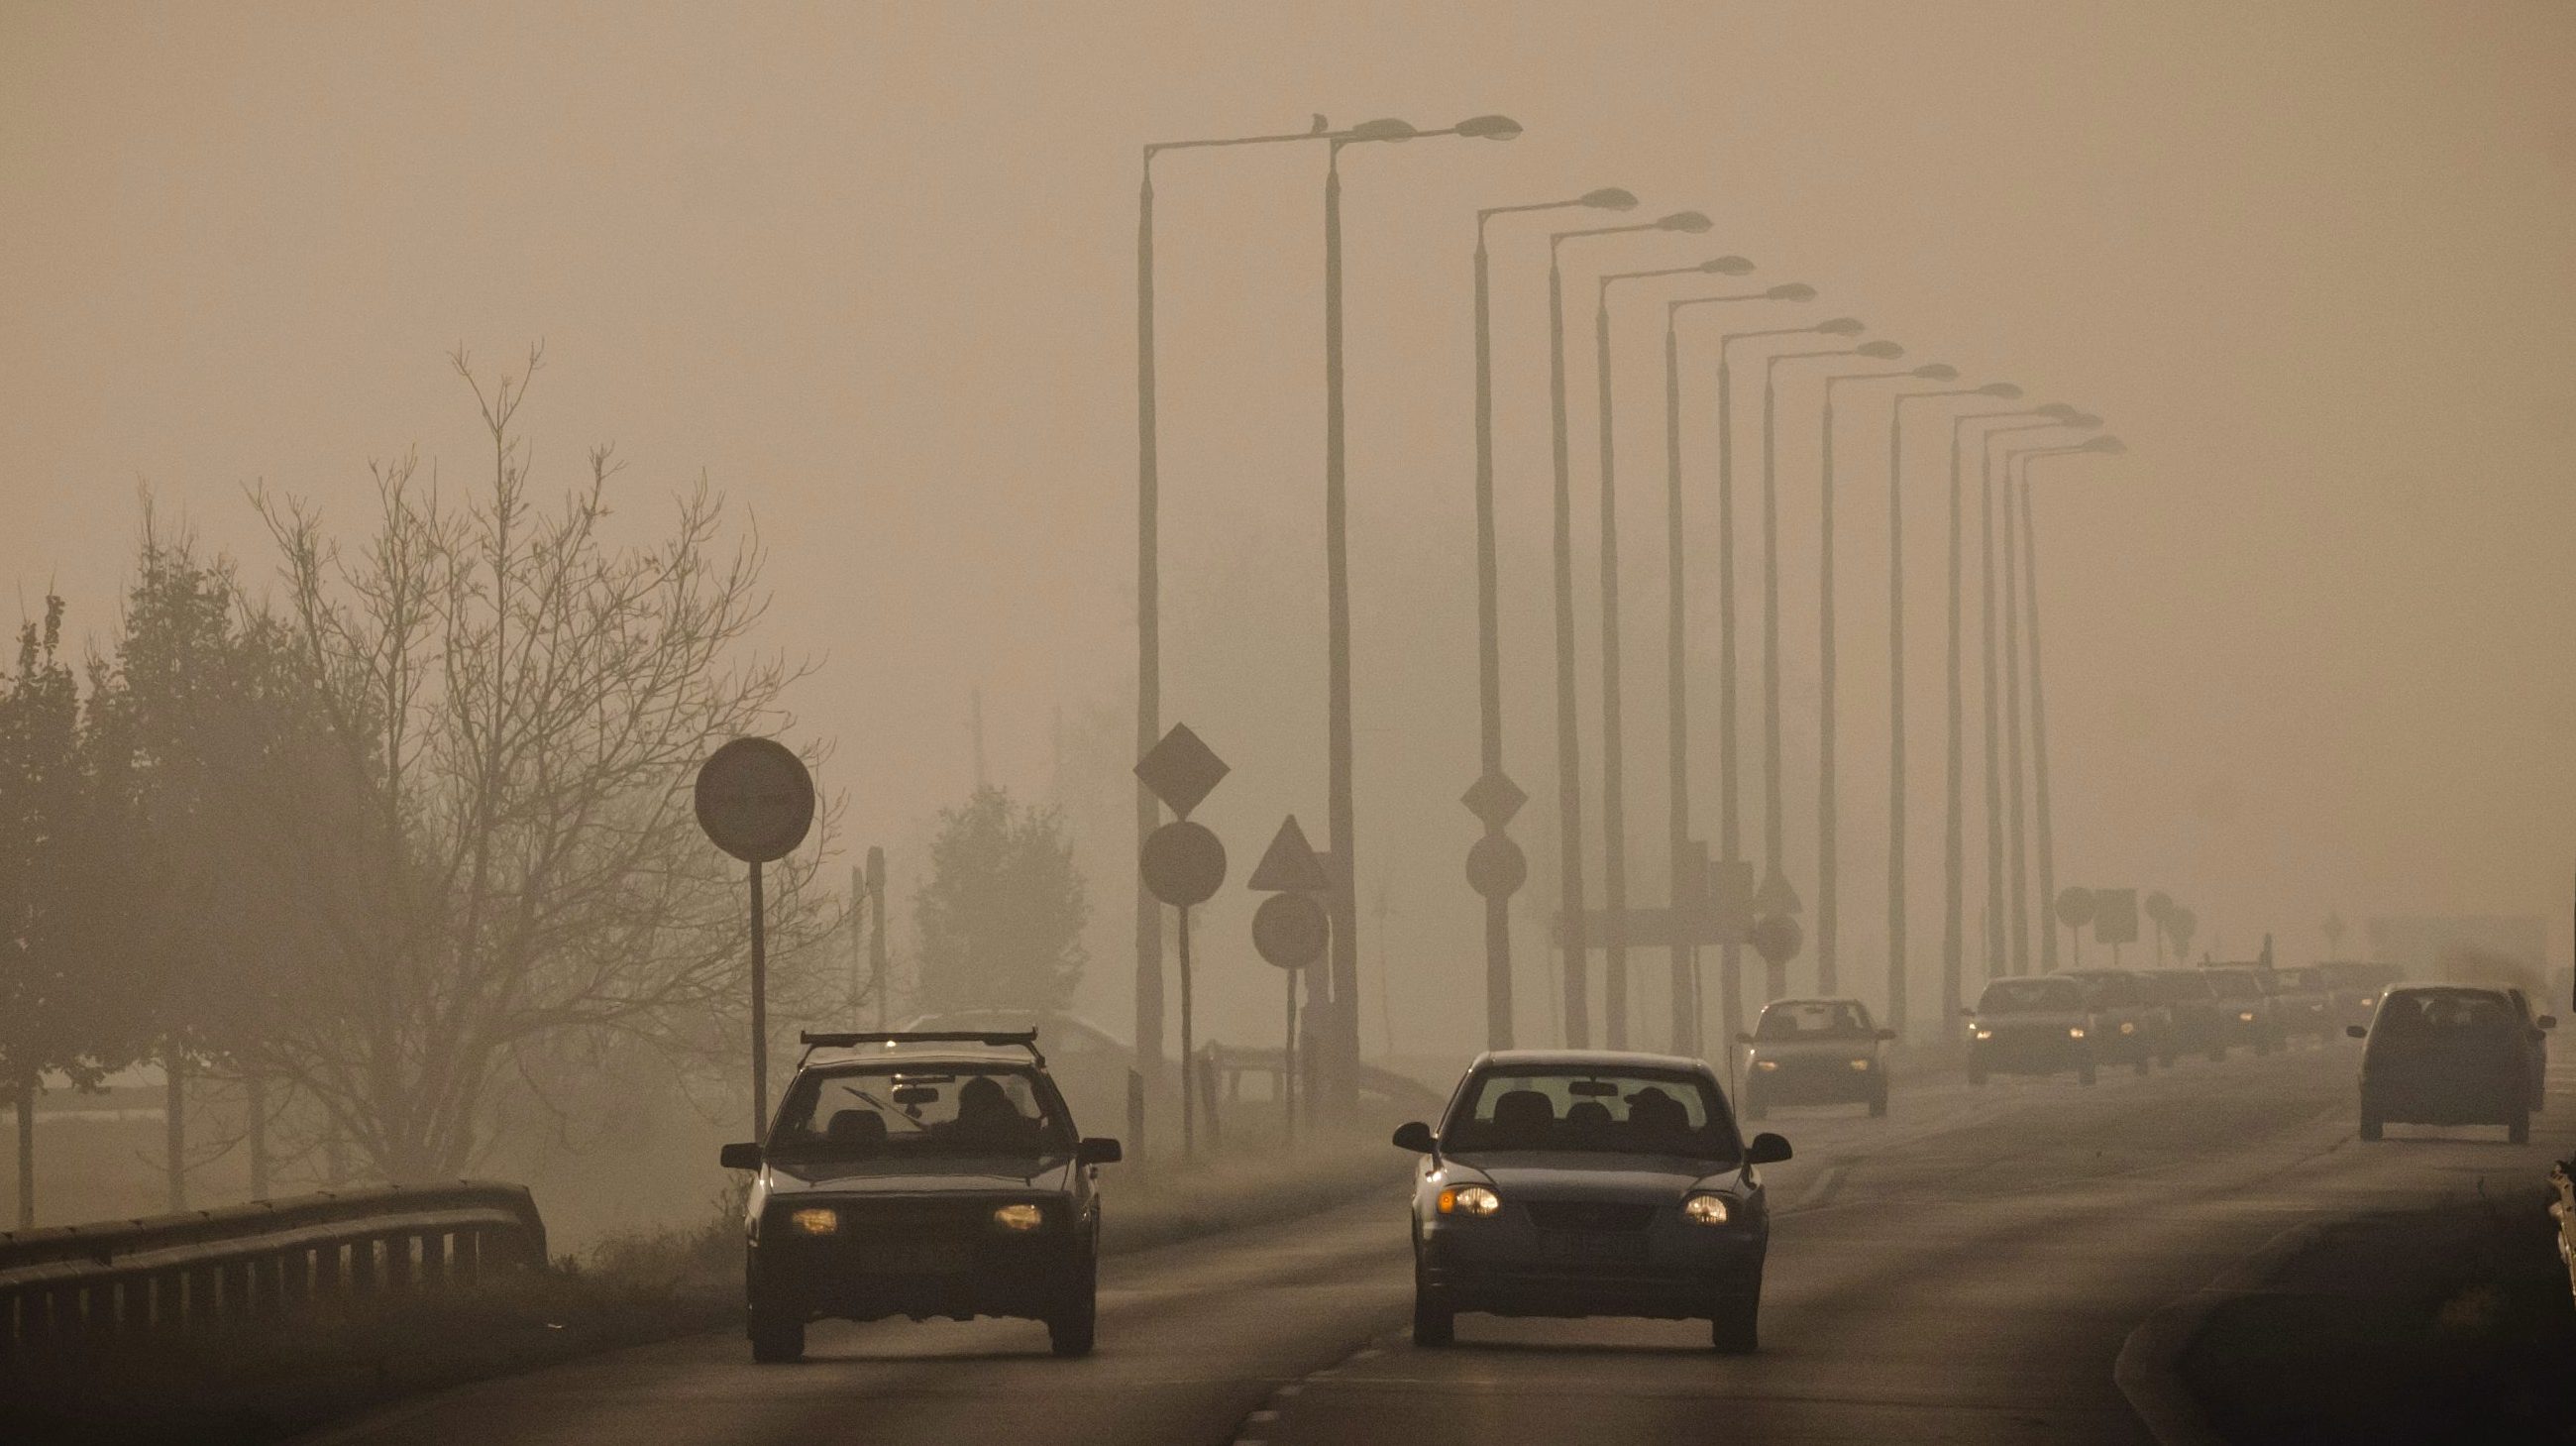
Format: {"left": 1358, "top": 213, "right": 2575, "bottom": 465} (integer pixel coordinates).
{"left": 1394, "top": 1051, "right": 1791, "bottom": 1354}
{"left": 2202, "top": 965, "right": 2283, "bottom": 1055}
{"left": 1738, "top": 997, "right": 1894, "bottom": 1118}
{"left": 1966, "top": 976, "right": 2095, "bottom": 1084}
{"left": 718, "top": 1031, "right": 1123, "bottom": 1362}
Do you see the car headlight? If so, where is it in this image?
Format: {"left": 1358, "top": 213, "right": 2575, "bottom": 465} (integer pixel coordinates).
{"left": 1682, "top": 1193, "right": 1732, "bottom": 1226}
{"left": 1849, "top": 1058, "right": 1872, "bottom": 1071}
{"left": 1974, "top": 1028, "right": 1994, "bottom": 1041}
{"left": 2068, "top": 1027, "right": 2087, "bottom": 1040}
{"left": 1438, "top": 1184, "right": 1501, "bottom": 1217}
{"left": 991, "top": 1202, "right": 1046, "bottom": 1232}
{"left": 2118, "top": 1021, "right": 2136, "bottom": 1035}
{"left": 2239, "top": 1011, "right": 2257, "bottom": 1023}
{"left": 1754, "top": 1058, "right": 1779, "bottom": 1071}
{"left": 788, "top": 1207, "right": 840, "bottom": 1236}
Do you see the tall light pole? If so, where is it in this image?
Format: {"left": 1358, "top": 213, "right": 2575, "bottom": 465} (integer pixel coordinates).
{"left": 1814, "top": 358, "right": 1951, "bottom": 997}
{"left": 1320, "top": 114, "right": 1520, "bottom": 1106}
{"left": 1885, "top": 384, "right": 2023, "bottom": 1040}
{"left": 1471, "top": 187, "right": 1639, "bottom": 1050}
{"left": 1595, "top": 254, "right": 1755, "bottom": 1049}
{"left": 1136, "top": 119, "right": 1340, "bottom": 1082}
{"left": 1545, "top": 209, "right": 1713, "bottom": 1046}
{"left": 1664, "top": 283, "right": 1817, "bottom": 1054}
{"left": 2015, "top": 436, "right": 2124, "bottom": 974}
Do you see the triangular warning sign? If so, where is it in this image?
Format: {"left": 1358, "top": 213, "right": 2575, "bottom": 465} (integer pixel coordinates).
{"left": 1247, "top": 815, "right": 1331, "bottom": 893}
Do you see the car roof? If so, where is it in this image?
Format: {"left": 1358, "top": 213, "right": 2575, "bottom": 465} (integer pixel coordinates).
{"left": 800, "top": 1044, "right": 1043, "bottom": 1071}
{"left": 2383, "top": 982, "right": 2511, "bottom": 1000}
{"left": 1473, "top": 1049, "right": 1711, "bottom": 1073}
{"left": 1761, "top": 997, "right": 1867, "bottom": 1009}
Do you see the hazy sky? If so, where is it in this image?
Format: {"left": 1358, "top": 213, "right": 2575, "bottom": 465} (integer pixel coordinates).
{"left": 6, "top": 2, "right": 2573, "bottom": 1051}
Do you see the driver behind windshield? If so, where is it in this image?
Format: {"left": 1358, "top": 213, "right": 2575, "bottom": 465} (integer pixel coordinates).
{"left": 767, "top": 1065, "right": 1068, "bottom": 1156}
{"left": 1444, "top": 1069, "right": 1736, "bottom": 1160}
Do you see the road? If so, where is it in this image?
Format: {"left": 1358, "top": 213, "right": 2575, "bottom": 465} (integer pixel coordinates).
{"left": 305, "top": 1041, "right": 2575, "bottom": 1446}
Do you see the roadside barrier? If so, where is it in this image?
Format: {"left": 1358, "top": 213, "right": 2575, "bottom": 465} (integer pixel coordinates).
{"left": 0, "top": 1180, "right": 545, "bottom": 1346}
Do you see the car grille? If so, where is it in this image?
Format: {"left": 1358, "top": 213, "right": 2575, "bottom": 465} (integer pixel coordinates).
{"left": 1523, "top": 1200, "right": 1658, "bottom": 1233}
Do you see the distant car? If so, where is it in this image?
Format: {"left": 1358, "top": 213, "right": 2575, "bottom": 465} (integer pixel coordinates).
{"left": 719, "top": 1030, "right": 1123, "bottom": 1362}
{"left": 1394, "top": 1050, "right": 1790, "bottom": 1354}
{"left": 2143, "top": 968, "right": 2229, "bottom": 1062}
{"left": 2352, "top": 986, "right": 2549, "bottom": 1143}
{"left": 2058, "top": 969, "right": 2162, "bottom": 1073}
{"left": 1738, "top": 998, "right": 1895, "bottom": 1119}
{"left": 2318, "top": 961, "right": 2405, "bottom": 1036}
{"left": 1965, "top": 976, "right": 2096, "bottom": 1085}
{"left": 2270, "top": 965, "right": 2334, "bottom": 1040}
{"left": 2201, "top": 965, "right": 2283, "bottom": 1055}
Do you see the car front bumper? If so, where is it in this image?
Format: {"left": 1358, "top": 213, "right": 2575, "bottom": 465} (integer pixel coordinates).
{"left": 1421, "top": 1217, "right": 1765, "bottom": 1317}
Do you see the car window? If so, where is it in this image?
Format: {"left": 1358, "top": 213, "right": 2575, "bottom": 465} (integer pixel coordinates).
{"left": 1756, "top": 1001, "right": 1871, "bottom": 1038}
{"left": 1442, "top": 1067, "right": 1736, "bottom": 1161}
{"left": 2374, "top": 991, "right": 2517, "bottom": 1041}
{"left": 1978, "top": 979, "right": 2080, "bottom": 1013}
{"left": 768, "top": 1064, "right": 1070, "bottom": 1156}
{"left": 2205, "top": 969, "right": 2262, "bottom": 1000}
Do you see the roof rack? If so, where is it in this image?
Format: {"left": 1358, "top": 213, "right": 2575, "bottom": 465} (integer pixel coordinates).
{"left": 796, "top": 1029, "right": 1044, "bottom": 1067}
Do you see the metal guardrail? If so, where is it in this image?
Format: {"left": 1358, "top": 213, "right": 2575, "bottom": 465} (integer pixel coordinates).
{"left": 0, "top": 1180, "right": 546, "bottom": 1346}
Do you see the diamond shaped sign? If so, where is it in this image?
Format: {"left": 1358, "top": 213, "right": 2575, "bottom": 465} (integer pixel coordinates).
{"left": 1460, "top": 768, "right": 1528, "bottom": 831}
{"left": 1134, "top": 723, "right": 1229, "bottom": 820}
{"left": 1247, "top": 815, "right": 1331, "bottom": 893}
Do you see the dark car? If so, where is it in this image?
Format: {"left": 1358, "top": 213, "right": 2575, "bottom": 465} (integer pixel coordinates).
{"left": 2352, "top": 985, "right": 2550, "bottom": 1143}
{"left": 1738, "top": 998, "right": 1895, "bottom": 1118}
{"left": 2270, "top": 965, "right": 2334, "bottom": 1040}
{"left": 1394, "top": 1050, "right": 1791, "bottom": 1354}
{"left": 718, "top": 1030, "right": 1123, "bottom": 1362}
{"left": 2319, "top": 961, "right": 2405, "bottom": 1036}
{"left": 1966, "top": 976, "right": 2095, "bottom": 1085}
{"left": 2202, "top": 965, "right": 2283, "bottom": 1055}
{"left": 2143, "top": 968, "right": 2229, "bottom": 1062}
{"left": 2505, "top": 986, "right": 2554, "bottom": 1112}
{"left": 2059, "top": 969, "right": 2163, "bottom": 1073}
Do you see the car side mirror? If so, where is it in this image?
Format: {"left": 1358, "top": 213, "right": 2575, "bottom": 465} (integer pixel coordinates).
{"left": 2541, "top": 1016, "right": 2558, "bottom": 1031}
{"left": 1877, "top": 1028, "right": 1897, "bottom": 1042}
{"left": 2344, "top": 1025, "right": 2367, "bottom": 1040}
{"left": 1745, "top": 1132, "right": 1792, "bottom": 1166}
{"left": 1734, "top": 1032, "right": 1755, "bottom": 1046}
{"left": 1391, "top": 1121, "right": 1436, "bottom": 1154}
{"left": 1077, "top": 1137, "right": 1123, "bottom": 1166}
{"left": 718, "top": 1142, "right": 761, "bottom": 1170}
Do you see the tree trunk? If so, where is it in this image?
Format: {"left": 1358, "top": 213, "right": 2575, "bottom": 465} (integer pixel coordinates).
{"left": 164, "top": 1042, "right": 186, "bottom": 1212}
{"left": 246, "top": 1073, "right": 268, "bottom": 1200}
{"left": 15, "top": 1068, "right": 36, "bottom": 1229}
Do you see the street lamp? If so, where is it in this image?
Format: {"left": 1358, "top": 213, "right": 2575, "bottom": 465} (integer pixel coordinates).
{"left": 1469, "top": 186, "right": 1638, "bottom": 1051}
{"left": 1880, "top": 382, "right": 2021, "bottom": 1040}
{"left": 2011, "top": 434, "right": 2125, "bottom": 975}
{"left": 1592, "top": 255, "right": 1755, "bottom": 1049}
{"left": 1544, "top": 209, "right": 1712, "bottom": 1047}
{"left": 1318, "top": 114, "right": 1519, "bottom": 1106}
{"left": 1660, "top": 285, "right": 1815, "bottom": 1055}
{"left": 1812, "top": 360, "right": 1956, "bottom": 999}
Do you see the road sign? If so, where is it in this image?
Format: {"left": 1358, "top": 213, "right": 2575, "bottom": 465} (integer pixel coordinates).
{"left": 2093, "top": 888, "right": 2140, "bottom": 945}
{"left": 1141, "top": 821, "right": 1227, "bottom": 907}
{"left": 1749, "top": 914, "right": 1803, "bottom": 967}
{"left": 1252, "top": 892, "right": 1329, "bottom": 969}
{"left": 694, "top": 737, "right": 815, "bottom": 863}
{"left": 1754, "top": 869, "right": 1803, "bottom": 918}
{"left": 1248, "top": 816, "right": 1331, "bottom": 893}
{"left": 2145, "top": 891, "right": 2175, "bottom": 924}
{"left": 1135, "top": 723, "right": 1229, "bottom": 821}
{"left": 1709, "top": 860, "right": 1756, "bottom": 939}
{"left": 1465, "top": 834, "right": 1528, "bottom": 899}
{"left": 2054, "top": 887, "right": 2096, "bottom": 930}
{"left": 1460, "top": 769, "right": 1529, "bottom": 831}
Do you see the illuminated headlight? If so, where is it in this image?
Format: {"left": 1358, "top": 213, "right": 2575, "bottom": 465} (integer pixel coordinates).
{"left": 1438, "top": 1184, "right": 1501, "bottom": 1217}
{"left": 2118, "top": 1021, "right": 2136, "bottom": 1035}
{"left": 1682, "top": 1193, "right": 1732, "bottom": 1226}
{"left": 2068, "top": 1027, "right": 2088, "bottom": 1040}
{"left": 1754, "top": 1059, "right": 1780, "bottom": 1071}
{"left": 1849, "top": 1058, "right": 1872, "bottom": 1071}
{"left": 2238, "top": 1011, "right": 2257, "bottom": 1023}
{"left": 788, "top": 1207, "right": 840, "bottom": 1236}
{"left": 1974, "top": 1028, "right": 1994, "bottom": 1041}
{"left": 991, "top": 1203, "right": 1046, "bottom": 1232}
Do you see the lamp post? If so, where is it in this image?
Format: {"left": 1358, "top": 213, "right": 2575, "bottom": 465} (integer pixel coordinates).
{"left": 1884, "top": 384, "right": 2023, "bottom": 1040}
{"left": 1594, "top": 254, "right": 1755, "bottom": 1049}
{"left": 1136, "top": 118, "right": 1343, "bottom": 1083}
{"left": 1813, "top": 358, "right": 1952, "bottom": 997}
{"left": 1546, "top": 209, "right": 1713, "bottom": 1046}
{"left": 1320, "top": 113, "right": 1520, "bottom": 1105}
{"left": 2014, "top": 436, "right": 2125, "bottom": 975}
{"left": 1470, "top": 187, "right": 1639, "bottom": 1050}
{"left": 1664, "top": 283, "right": 1816, "bottom": 1055}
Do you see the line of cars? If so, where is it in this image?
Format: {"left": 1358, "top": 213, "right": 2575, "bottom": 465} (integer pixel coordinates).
{"left": 1959, "top": 961, "right": 2390, "bottom": 1085}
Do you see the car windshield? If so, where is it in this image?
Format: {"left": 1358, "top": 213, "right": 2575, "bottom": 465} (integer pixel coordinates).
{"left": 2147, "top": 972, "right": 2212, "bottom": 1003}
{"left": 1756, "top": 1000, "right": 1872, "bottom": 1039}
{"left": 767, "top": 1063, "right": 1070, "bottom": 1158}
{"left": 2280, "top": 967, "right": 2322, "bottom": 990}
{"left": 1979, "top": 978, "right": 2080, "bottom": 1014}
{"left": 2205, "top": 969, "right": 2263, "bottom": 1000}
{"left": 1443, "top": 1066, "right": 1737, "bottom": 1162}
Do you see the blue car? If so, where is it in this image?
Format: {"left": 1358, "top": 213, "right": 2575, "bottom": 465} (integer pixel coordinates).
{"left": 1393, "top": 1050, "right": 1791, "bottom": 1354}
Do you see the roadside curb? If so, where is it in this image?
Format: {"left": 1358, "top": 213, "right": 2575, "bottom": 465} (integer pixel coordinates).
{"left": 2112, "top": 1218, "right": 2325, "bottom": 1446}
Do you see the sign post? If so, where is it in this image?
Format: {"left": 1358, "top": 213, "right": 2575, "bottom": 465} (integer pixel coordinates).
{"left": 2054, "top": 887, "right": 2096, "bottom": 970}
{"left": 1251, "top": 816, "right": 1332, "bottom": 1150}
{"left": 1136, "top": 723, "right": 1230, "bottom": 1160}
{"left": 2092, "top": 887, "right": 2140, "bottom": 970}
{"left": 695, "top": 737, "right": 816, "bottom": 1144}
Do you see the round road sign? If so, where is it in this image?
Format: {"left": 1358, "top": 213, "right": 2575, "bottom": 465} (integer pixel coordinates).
{"left": 2144, "top": 891, "right": 2176, "bottom": 923}
{"left": 1464, "top": 834, "right": 1528, "bottom": 899}
{"left": 695, "top": 737, "right": 816, "bottom": 863}
{"left": 1140, "top": 821, "right": 1227, "bottom": 907}
{"left": 1252, "top": 892, "right": 1329, "bottom": 969}
{"left": 2054, "top": 887, "right": 2097, "bottom": 930}
{"left": 1749, "top": 914, "right": 1803, "bottom": 967}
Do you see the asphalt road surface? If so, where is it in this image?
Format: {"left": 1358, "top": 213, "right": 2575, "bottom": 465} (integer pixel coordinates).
{"left": 305, "top": 1041, "right": 2576, "bottom": 1446}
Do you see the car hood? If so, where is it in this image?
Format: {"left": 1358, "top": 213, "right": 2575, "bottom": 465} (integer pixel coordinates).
{"left": 1444, "top": 1151, "right": 1747, "bottom": 1200}
{"left": 1750, "top": 1037, "right": 1878, "bottom": 1057}
{"left": 765, "top": 1154, "right": 1076, "bottom": 1196}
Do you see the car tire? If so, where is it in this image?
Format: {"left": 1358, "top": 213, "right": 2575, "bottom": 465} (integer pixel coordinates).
{"left": 1412, "top": 1260, "right": 1455, "bottom": 1348}
{"left": 2358, "top": 1109, "right": 2382, "bottom": 1142}
{"left": 2078, "top": 1062, "right": 2097, "bottom": 1086}
{"left": 1867, "top": 1086, "right": 1888, "bottom": 1118}
{"left": 749, "top": 1311, "right": 805, "bottom": 1364}
{"left": 1047, "top": 1248, "right": 1099, "bottom": 1358}
{"left": 1710, "top": 1291, "right": 1760, "bottom": 1355}
{"left": 2510, "top": 1105, "right": 2532, "bottom": 1146}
